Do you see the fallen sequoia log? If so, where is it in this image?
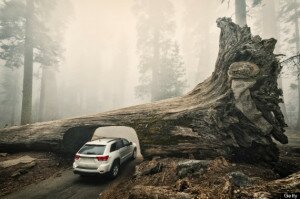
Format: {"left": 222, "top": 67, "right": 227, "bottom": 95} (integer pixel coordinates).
{"left": 0, "top": 18, "right": 287, "bottom": 162}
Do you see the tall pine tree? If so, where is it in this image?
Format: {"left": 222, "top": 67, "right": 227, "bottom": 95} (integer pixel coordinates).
{"left": 279, "top": 0, "right": 300, "bottom": 129}
{"left": 0, "top": 0, "right": 71, "bottom": 124}
{"left": 222, "top": 0, "right": 263, "bottom": 26}
{"left": 133, "top": 0, "right": 186, "bottom": 102}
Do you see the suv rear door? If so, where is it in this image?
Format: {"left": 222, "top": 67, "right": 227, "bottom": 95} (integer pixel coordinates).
{"left": 115, "top": 140, "right": 126, "bottom": 163}
{"left": 122, "top": 139, "right": 132, "bottom": 160}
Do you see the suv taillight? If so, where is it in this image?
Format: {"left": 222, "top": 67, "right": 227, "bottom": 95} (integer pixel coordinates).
{"left": 96, "top": 155, "right": 109, "bottom": 161}
{"left": 75, "top": 154, "right": 80, "bottom": 160}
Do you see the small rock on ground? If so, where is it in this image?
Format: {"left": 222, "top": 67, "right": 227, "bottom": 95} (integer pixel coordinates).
{"left": 0, "top": 153, "right": 8, "bottom": 157}
{"left": 228, "top": 171, "right": 252, "bottom": 187}
{"left": 0, "top": 156, "right": 36, "bottom": 168}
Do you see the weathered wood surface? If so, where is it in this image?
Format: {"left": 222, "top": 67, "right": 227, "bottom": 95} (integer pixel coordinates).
{"left": 238, "top": 172, "right": 300, "bottom": 198}
{"left": 0, "top": 18, "right": 287, "bottom": 162}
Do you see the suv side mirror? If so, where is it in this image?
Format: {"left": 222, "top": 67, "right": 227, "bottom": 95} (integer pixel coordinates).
{"left": 128, "top": 142, "right": 132, "bottom": 146}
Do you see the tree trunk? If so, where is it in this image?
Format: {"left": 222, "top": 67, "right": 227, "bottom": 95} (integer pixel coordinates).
{"left": 38, "top": 66, "right": 46, "bottom": 122}
{"left": 235, "top": 0, "right": 247, "bottom": 27}
{"left": 0, "top": 18, "right": 288, "bottom": 163}
{"left": 10, "top": 70, "right": 18, "bottom": 126}
{"left": 21, "top": 0, "right": 34, "bottom": 125}
{"left": 151, "top": 29, "right": 161, "bottom": 102}
{"left": 38, "top": 66, "right": 58, "bottom": 122}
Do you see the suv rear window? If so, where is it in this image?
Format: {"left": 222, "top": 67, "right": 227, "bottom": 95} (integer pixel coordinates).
{"left": 78, "top": 145, "right": 106, "bottom": 155}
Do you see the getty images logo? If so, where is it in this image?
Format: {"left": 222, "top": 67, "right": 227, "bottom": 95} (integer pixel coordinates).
{"left": 282, "top": 193, "right": 300, "bottom": 199}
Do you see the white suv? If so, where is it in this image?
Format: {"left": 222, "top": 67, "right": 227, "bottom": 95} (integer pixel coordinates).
{"left": 73, "top": 137, "right": 137, "bottom": 178}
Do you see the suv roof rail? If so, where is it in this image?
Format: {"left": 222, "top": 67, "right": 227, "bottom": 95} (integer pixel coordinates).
{"left": 93, "top": 137, "right": 121, "bottom": 142}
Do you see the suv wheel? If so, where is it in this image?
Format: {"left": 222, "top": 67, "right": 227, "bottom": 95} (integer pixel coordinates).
{"left": 109, "top": 161, "right": 120, "bottom": 179}
{"left": 131, "top": 148, "right": 137, "bottom": 160}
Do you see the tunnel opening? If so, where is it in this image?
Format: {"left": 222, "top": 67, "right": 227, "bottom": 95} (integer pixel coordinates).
{"left": 62, "top": 125, "right": 143, "bottom": 158}
{"left": 62, "top": 126, "right": 97, "bottom": 155}
{"left": 92, "top": 126, "right": 143, "bottom": 158}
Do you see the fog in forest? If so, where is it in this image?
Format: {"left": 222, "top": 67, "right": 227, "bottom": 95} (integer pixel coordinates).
{"left": 0, "top": 0, "right": 300, "bottom": 130}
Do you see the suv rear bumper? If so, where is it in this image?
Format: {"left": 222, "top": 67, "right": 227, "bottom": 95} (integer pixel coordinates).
{"left": 73, "top": 169, "right": 99, "bottom": 175}
{"left": 73, "top": 163, "right": 111, "bottom": 175}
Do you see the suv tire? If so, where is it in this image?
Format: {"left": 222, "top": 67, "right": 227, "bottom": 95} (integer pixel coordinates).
{"left": 109, "top": 160, "right": 120, "bottom": 179}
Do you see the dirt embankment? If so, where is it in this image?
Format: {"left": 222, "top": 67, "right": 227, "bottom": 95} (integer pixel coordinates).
{"left": 101, "top": 146, "right": 300, "bottom": 199}
{"left": 0, "top": 152, "right": 71, "bottom": 197}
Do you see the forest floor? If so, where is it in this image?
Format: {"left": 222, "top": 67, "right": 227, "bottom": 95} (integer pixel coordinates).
{"left": 0, "top": 152, "right": 71, "bottom": 197}
{"left": 0, "top": 129, "right": 299, "bottom": 199}
{"left": 101, "top": 142, "right": 300, "bottom": 199}
{"left": 1, "top": 148, "right": 299, "bottom": 199}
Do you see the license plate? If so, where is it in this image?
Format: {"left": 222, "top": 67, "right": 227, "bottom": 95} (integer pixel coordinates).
{"left": 80, "top": 157, "right": 94, "bottom": 163}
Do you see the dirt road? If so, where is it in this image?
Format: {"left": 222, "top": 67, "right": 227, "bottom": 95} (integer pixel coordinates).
{"left": 3, "top": 160, "right": 137, "bottom": 199}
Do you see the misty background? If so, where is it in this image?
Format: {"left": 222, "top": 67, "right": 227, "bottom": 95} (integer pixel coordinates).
{"left": 0, "top": 0, "right": 300, "bottom": 131}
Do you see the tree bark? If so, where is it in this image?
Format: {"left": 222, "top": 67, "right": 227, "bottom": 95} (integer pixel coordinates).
{"left": 38, "top": 67, "right": 46, "bottom": 122}
{"left": 38, "top": 66, "right": 58, "bottom": 122}
{"left": 21, "top": 0, "right": 34, "bottom": 125}
{"left": 238, "top": 172, "right": 300, "bottom": 198}
{"left": 0, "top": 18, "right": 287, "bottom": 162}
{"left": 235, "top": 0, "right": 247, "bottom": 27}
{"left": 151, "top": 29, "right": 161, "bottom": 102}
{"left": 10, "top": 70, "right": 18, "bottom": 126}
